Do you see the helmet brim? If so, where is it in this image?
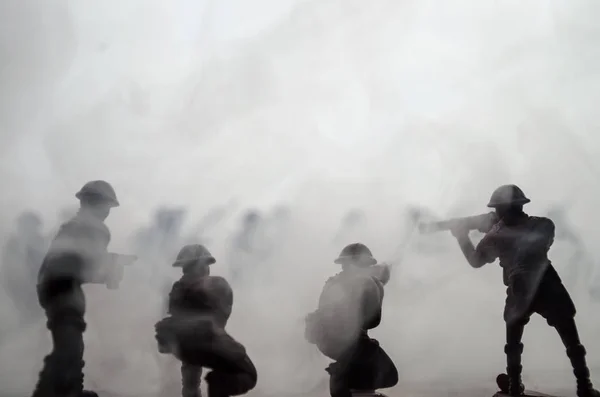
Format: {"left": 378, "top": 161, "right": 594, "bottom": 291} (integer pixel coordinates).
{"left": 487, "top": 198, "right": 531, "bottom": 208}
{"left": 76, "top": 192, "right": 120, "bottom": 207}
{"left": 334, "top": 256, "right": 377, "bottom": 266}
{"left": 172, "top": 257, "right": 216, "bottom": 268}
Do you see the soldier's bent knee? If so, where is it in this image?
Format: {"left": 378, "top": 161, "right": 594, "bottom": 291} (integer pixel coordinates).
{"left": 205, "top": 371, "right": 257, "bottom": 396}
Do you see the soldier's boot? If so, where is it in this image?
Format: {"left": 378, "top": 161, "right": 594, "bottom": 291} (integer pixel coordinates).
{"left": 497, "top": 343, "right": 525, "bottom": 396}
{"left": 566, "top": 345, "right": 600, "bottom": 397}
{"left": 31, "top": 355, "right": 91, "bottom": 397}
{"left": 31, "top": 355, "right": 58, "bottom": 397}
{"left": 77, "top": 364, "right": 99, "bottom": 397}
{"left": 181, "top": 364, "right": 202, "bottom": 397}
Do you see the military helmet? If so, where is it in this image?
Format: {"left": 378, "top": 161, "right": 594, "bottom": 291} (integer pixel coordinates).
{"left": 487, "top": 184, "right": 530, "bottom": 208}
{"left": 172, "top": 244, "right": 216, "bottom": 268}
{"left": 75, "top": 180, "right": 119, "bottom": 207}
{"left": 334, "top": 243, "right": 377, "bottom": 266}
{"left": 17, "top": 211, "right": 42, "bottom": 228}
{"left": 244, "top": 210, "right": 260, "bottom": 224}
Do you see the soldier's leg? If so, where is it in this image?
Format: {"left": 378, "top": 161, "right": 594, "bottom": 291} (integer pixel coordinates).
{"left": 326, "top": 343, "right": 359, "bottom": 397}
{"left": 32, "top": 280, "right": 90, "bottom": 397}
{"left": 205, "top": 355, "right": 257, "bottom": 397}
{"left": 182, "top": 363, "right": 203, "bottom": 397}
{"left": 179, "top": 329, "right": 256, "bottom": 397}
{"left": 500, "top": 319, "right": 528, "bottom": 396}
{"left": 327, "top": 361, "right": 352, "bottom": 397}
{"left": 536, "top": 278, "right": 599, "bottom": 397}
{"left": 550, "top": 317, "right": 600, "bottom": 397}
{"left": 346, "top": 338, "right": 398, "bottom": 392}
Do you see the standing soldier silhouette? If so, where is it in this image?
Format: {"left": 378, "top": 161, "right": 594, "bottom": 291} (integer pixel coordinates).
{"left": 32, "top": 180, "right": 136, "bottom": 397}
{"left": 449, "top": 184, "right": 600, "bottom": 397}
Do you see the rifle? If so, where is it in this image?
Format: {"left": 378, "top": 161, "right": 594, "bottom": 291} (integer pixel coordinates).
{"left": 418, "top": 212, "right": 498, "bottom": 234}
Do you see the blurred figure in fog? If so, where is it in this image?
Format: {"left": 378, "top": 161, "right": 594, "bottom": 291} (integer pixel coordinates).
{"left": 47, "top": 206, "right": 78, "bottom": 240}
{"left": 132, "top": 206, "right": 187, "bottom": 294}
{"left": 227, "top": 210, "right": 268, "bottom": 285}
{"left": 332, "top": 209, "right": 366, "bottom": 246}
{"left": 398, "top": 205, "right": 450, "bottom": 258}
{"left": 185, "top": 206, "right": 231, "bottom": 247}
{"left": 1, "top": 211, "right": 46, "bottom": 327}
{"left": 261, "top": 205, "right": 292, "bottom": 262}
{"left": 155, "top": 244, "right": 257, "bottom": 397}
{"left": 32, "top": 180, "right": 136, "bottom": 397}
{"left": 545, "top": 205, "right": 591, "bottom": 290}
{"left": 305, "top": 243, "right": 398, "bottom": 397}
{"left": 132, "top": 206, "right": 188, "bottom": 395}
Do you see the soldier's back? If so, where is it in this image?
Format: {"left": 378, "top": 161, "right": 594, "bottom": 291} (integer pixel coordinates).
{"left": 315, "top": 271, "right": 383, "bottom": 354}
{"left": 169, "top": 274, "right": 233, "bottom": 328}
{"left": 39, "top": 212, "right": 110, "bottom": 284}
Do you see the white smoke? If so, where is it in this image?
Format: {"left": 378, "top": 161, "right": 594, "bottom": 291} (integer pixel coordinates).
{"left": 1, "top": 0, "right": 600, "bottom": 396}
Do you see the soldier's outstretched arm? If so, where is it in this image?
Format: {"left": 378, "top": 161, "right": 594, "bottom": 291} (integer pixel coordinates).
{"left": 451, "top": 227, "right": 497, "bottom": 269}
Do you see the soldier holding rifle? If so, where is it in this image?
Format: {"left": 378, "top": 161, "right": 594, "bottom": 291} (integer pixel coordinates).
{"left": 420, "top": 185, "right": 599, "bottom": 397}
{"left": 32, "top": 180, "right": 137, "bottom": 397}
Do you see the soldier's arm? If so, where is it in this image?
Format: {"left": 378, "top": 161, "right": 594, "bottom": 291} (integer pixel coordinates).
{"left": 212, "top": 276, "right": 234, "bottom": 322}
{"left": 541, "top": 218, "right": 555, "bottom": 247}
{"left": 455, "top": 230, "right": 498, "bottom": 269}
{"left": 167, "top": 282, "right": 182, "bottom": 315}
{"left": 528, "top": 218, "right": 555, "bottom": 252}
{"left": 371, "top": 264, "right": 391, "bottom": 285}
{"left": 363, "top": 278, "right": 383, "bottom": 330}
{"left": 70, "top": 221, "right": 113, "bottom": 284}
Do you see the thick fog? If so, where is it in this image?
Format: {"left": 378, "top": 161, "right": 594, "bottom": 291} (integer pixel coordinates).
{"left": 1, "top": 0, "right": 600, "bottom": 396}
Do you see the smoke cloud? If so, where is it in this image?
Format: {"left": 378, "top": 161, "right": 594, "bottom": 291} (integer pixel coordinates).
{"left": 1, "top": 0, "right": 600, "bottom": 396}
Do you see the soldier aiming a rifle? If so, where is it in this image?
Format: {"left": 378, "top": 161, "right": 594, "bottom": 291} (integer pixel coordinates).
{"left": 431, "top": 184, "right": 599, "bottom": 397}
{"left": 32, "top": 180, "right": 137, "bottom": 397}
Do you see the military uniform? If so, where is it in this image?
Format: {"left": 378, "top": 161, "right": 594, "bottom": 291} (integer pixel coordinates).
{"left": 31, "top": 180, "right": 133, "bottom": 397}
{"left": 155, "top": 244, "right": 257, "bottom": 397}
{"left": 452, "top": 185, "right": 599, "bottom": 397}
{"left": 305, "top": 243, "right": 398, "bottom": 397}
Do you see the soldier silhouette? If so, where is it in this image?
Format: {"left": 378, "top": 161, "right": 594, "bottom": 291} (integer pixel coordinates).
{"left": 450, "top": 185, "right": 600, "bottom": 397}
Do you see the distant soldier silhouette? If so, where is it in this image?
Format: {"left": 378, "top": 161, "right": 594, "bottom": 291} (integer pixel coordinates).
{"left": 449, "top": 184, "right": 600, "bottom": 397}
{"left": 1, "top": 211, "right": 46, "bottom": 327}
{"left": 332, "top": 210, "right": 366, "bottom": 246}
{"left": 262, "top": 205, "right": 292, "bottom": 260}
{"left": 133, "top": 206, "right": 186, "bottom": 268}
{"left": 185, "top": 205, "right": 232, "bottom": 247}
{"left": 305, "top": 243, "right": 398, "bottom": 397}
{"left": 399, "top": 205, "right": 449, "bottom": 256}
{"left": 32, "top": 180, "right": 136, "bottom": 397}
{"left": 228, "top": 210, "right": 267, "bottom": 284}
{"left": 544, "top": 205, "right": 590, "bottom": 290}
{"left": 155, "top": 244, "right": 257, "bottom": 397}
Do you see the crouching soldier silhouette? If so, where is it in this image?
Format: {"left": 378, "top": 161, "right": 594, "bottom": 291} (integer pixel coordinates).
{"left": 304, "top": 243, "right": 398, "bottom": 397}
{"left": 155, "top": 244, "right": 257, "bottom": 397}
{"left": 449, "top": 184, "right": 600, "bottom": 397}
{"left": 32, "top": 180, "right": 137, "bottom": 397}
